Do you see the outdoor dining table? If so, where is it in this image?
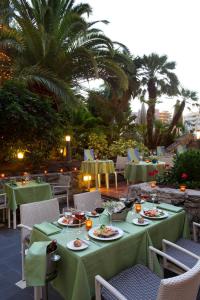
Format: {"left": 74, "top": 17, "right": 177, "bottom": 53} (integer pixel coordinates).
{"left": 30, "top": 203, "right": 189, "bottom": 300}
{"left": 124, "top": 161, "right": 166, "bottom": 183}
{"left": 80, "top": 160, "right": 115, "bottom": 189}
{"left": 4, "top": 180, "right": 52, "bottom": 229}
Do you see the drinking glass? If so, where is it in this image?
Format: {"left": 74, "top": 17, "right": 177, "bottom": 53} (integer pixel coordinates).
{"left": 150, "top": 192, "right": 157, "bottom": 208}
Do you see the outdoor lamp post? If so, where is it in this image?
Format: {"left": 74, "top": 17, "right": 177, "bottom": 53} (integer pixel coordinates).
{"left": 65, "top": 135, "right": 71, "bottom": 161}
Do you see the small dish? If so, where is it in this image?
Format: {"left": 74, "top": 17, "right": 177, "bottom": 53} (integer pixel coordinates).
{"left": 67, "top": 240, "right": 88, "bottom": 251}
{"left": 86, "top": 211, "right": 100, "bottom": 217}
{"left": 132, "top": 218, "right": 151, "bottom": 226}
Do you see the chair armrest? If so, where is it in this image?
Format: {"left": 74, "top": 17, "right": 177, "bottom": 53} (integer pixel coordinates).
{"left": 193, "top": 222, "right": 200, "bottom": 242}
{"left": 149, "top": 245, "right": 190, "bottom": 273}
{"left": 0, "top": 193, "right": 6, "bottom": 196}
{"left": 162, "top": 239, "right": 199, "bottom": 260}
{"left": 18, "top": 224, "right": 32, "bottom": 232}
{"left": 95, "top": 275, "right": 127, "bottom": 300}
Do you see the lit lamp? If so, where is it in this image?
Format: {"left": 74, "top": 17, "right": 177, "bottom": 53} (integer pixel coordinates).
{"left": 150, "top": 181, "right": 157, "bottom": 188}
{"left": 17, "top": 152, "right": 24, "bottom": 159}
{"left": 83, "top": 175, "right": 92, "bottom": 190}
{"left": 85, "top": 218, "right": 93, "bottom": 231}
{"left": 179, "top": 184, "right": 186, "bottom": 192}
{"left": 65, "top": 135, "right": 71, "bottom": 161}
{"left": 196, "top": 130, "right": 200, "bottom": 140}
{"left": 1, "top": 173, "right": 5, "bottom": 178}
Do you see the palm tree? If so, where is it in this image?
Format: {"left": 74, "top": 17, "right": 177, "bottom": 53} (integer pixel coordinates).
{"left": 1, "top": 0, "right": 129, "bottom": 109}
{"left": 135, "top": 53, "right": 179, "bottom": 148}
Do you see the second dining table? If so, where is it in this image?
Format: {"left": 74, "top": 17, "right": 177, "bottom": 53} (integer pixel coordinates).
{"left": 30, "top": 202, "right": 189, "bottom": 300}
{"left": 124, "top": 161, "right": 166, "bottom": 183}
{"left": 4, "top": 180, "right": 52, "bottom": 229}
{"left": 80, "top": 160, "right": 115, "bottom": 189}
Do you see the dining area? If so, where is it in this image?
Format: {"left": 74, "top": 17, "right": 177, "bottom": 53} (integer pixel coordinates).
{"left": 6, "top": 182, "right": 198, "bottom": 300}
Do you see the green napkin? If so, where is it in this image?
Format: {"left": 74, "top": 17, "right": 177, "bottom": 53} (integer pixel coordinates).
{"left": 34, "top": 221, "right": 61, "bottom": 236}
{"left": 157, "top": 203, "right": 183, "bottom": 213}
{"left": 25, "top": 241, "right": 51, "bottom": 286}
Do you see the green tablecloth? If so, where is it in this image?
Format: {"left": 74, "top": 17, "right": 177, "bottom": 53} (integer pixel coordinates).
{"left": 124, "top": 161, "right": 166, "bottom": 183}
{"left": 4, "top": 181, "right": 52, "bottom": 211}
{"left": 30, "top": 203, "right": 189, "bottom": 300}
{"left": 80, "top": 160, "right": 115, "bottom": 175}
{"left": 25, "top": 241, "right": 51, "bottom": 286}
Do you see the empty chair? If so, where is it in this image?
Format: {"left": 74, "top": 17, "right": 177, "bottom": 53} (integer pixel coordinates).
{"left": 84, "top": 149, "right": 94, "bottom": 160}
{"left": 51, "top": 174, "right": 71, "bottom": 207}
{"left": 18, "top": 198, "right": 60, "bottom": 281}
{"left": 162, "top": 221, "right": 200, "bottom": 273}
{"left": 157, "top": 146, "right": 165, "bottom": 156}
{"left": 95, "top": 246, "right": 200, "bottom": 300}
{"left": 127, "top": 148, "right": 141, "bottom": 163}
{"left": 0, "top": 192, "right": 10, "bottom": 228}
{"left": 114, "top": 156, "right": 128, "bottom": 188}
{"left": 73, "top": 190, "right": 102, "bottom": 211}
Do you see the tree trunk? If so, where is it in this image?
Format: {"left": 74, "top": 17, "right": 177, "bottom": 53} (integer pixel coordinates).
{"left": 162, "top": 100, "right": 185, "bottom": 145}
{"left": 147, "top": 79, "right": 156, "bottom": 149}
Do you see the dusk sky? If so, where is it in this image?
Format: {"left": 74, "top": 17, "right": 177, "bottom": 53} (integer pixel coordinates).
{"left": 83, "top": 0, "right": 200, "bottom": 114}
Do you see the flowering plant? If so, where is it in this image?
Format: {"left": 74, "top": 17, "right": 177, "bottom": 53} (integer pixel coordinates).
{"left": 148, "top": 169, "right": 159, "bottom": 177}
{"left": 181, "top": 173, "right": 188, "bottom": 180}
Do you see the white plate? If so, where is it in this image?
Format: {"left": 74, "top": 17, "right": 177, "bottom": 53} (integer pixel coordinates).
{"left": 67, "top": 240, "right": 88, "bottom": 251}
{"left": 132, "top": 218, "right": 151, "bottom": 226}
{"left": 88, "top": 226, "right": 124, "bottom": 241}
{"left": 57, "top": 217, "right": 85, "bottom": 227}
{"left": 140, "top": 210, "right": 168, "bottom": 220}
{"left": 86, "top": 211, "right": 100, "bottom": 217}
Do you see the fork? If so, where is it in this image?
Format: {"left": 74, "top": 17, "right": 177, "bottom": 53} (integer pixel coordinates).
{"left": 85, "top": 234, "right": 102, "bottom": 247}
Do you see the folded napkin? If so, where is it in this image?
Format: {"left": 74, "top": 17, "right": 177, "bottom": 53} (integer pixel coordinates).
{"left": 25, "top": 241, "right": 51, "bottom": 286}
{"left": 157, "top": 203, "right": 183, "bottom": 213}
{"left": 34, "top": 221, "right": 61, "bottom": 236}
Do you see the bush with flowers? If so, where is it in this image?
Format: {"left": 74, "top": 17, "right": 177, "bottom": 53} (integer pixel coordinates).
{"left": 157, "top": 150, "right": 200, "bottom": 189}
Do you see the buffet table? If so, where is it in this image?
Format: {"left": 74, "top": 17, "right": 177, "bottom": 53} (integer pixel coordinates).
{"left": 124, "top": 161, "right": 166, "bottom": 183}
{"left": 4, "top": 181, "right": 52, "bottom": 229}
{"left": 80, "top": 160, "right": 115, "bottom": 189}
{"left": 30, "top": 203, "right": 189, "bottom": 300}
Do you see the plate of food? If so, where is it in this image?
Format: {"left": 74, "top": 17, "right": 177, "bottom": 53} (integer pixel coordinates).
{"left": 88, "top": 225, "right": 124, "bottom": 241}
{"left": 140, "top": 209, "right": 168, "bottom": 219}
{"left": 67, "top": 239, "right": 88, "bottom": 251}
{"left": 86, "top": 210, "right": 100, "bottom": 217}
{"left": 132, "top": 217, "right": 151, "bottom": 226}
{"left": 57, "top": 215, "right": 86, "bottom": 227}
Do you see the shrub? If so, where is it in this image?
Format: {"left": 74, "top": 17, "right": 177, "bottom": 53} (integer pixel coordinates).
{"left": 88, "top": 133, "right": 108, "bottom": 158}
{"left": 157, "top": 150, "right": 200, "bottom": 189}
{"left": 109, "top": 138, "right": 149, "bottom": 158}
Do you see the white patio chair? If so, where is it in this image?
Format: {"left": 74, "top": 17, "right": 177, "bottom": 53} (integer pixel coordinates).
{"left": 18, "top": 198, "right": 60, "bottom": 282}
{"left": 51, "top": 174, "right": 71, "bottom": 207}
{"left": 161, "top": 221, "right": 200, "bottom": 274}
{"left": 127, "top": 148, "right": 141, "bottom": 163}
{"left": 95, "top": 246, "right": 200, "bottom": 300}
{"left": 73, "top": 190, "right": 102, "bottom": 212}
{"left": 114, "top": 156, "right": 128, "bottom": 188}
{"left": 0, "top": 192, "right": 10, "bottom": 228}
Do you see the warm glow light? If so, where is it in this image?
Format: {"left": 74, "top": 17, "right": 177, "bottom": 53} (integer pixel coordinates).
{"left": 44, "top": 170, "right": 48, "bottom": 174}
{"left": 60, "top": 149, "right": 63, "bottom": 154}
{"left": 65, "top": 135, "right": 71, "bottom": 142}
{"left": 196, "top": 131, "right": 200, "bottom": 140}
{"left": 85, "top": 218, "right": 93, "bottom": 231}
{"left": 1, "top": 173, "right": 5, "bottom": 178}
{"left": 150, "top": 181, "right": 157, "bottom": 188}
{"left": 60, "top": 168, "right": 63, "bottom": 173}
{"left": 83, "top": 175, "right": 92, "bottom": 182}
{"left": 17, "top": 152, "right": 24, "bottom": 159}
{"left": 180, "top": 185, "right": 186, "bottom": 192}
{"left": 74, "top": 167, "right": 77, "bottom": 171}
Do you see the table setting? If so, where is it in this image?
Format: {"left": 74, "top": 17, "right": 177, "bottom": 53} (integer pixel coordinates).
{"left": 29, "top": 200, "right": 189, "bottom": 300}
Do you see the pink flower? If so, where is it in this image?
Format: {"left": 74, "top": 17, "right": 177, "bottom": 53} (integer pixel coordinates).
{"left": 181, "top": 173, "right": 188, "bottom": 180}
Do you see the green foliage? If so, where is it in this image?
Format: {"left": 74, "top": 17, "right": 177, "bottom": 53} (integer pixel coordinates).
{"left": 88, "top": 133, "right": 108, "bottom": 158}
{"left": 0, "top": 80, "right": 63, "bottom": 164}
{"left": 157, "top": 150, "right": 200, "bottom": 189}
{"left": 108, "top": 138, "right": 148, "bottom": 158}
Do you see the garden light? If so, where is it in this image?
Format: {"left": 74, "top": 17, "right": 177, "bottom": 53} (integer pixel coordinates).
{"left": 17, "top": 152, "right": 24, "bottom": 159}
